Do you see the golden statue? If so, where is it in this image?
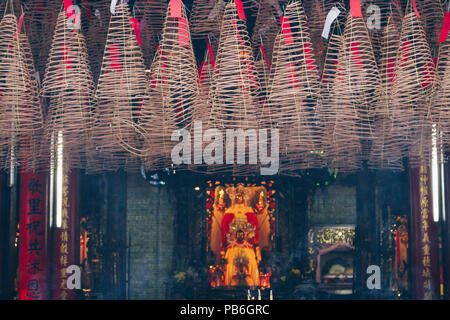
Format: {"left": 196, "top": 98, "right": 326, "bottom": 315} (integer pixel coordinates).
{"left": 210, "top": 184, "right": 272, "bottom": 287}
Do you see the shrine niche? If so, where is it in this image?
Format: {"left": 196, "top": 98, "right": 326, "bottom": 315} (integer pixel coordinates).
{"left": 307, "top": 226, "right": 355, "bottom": 295}
{"left": 206, "top": 181, "right": 275, "bottom": 289}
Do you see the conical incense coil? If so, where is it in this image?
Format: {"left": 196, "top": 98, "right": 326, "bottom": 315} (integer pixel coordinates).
{"left": 206, "top": 0, "right": 262, "bottom": 175}
{"left": 390, "top": 12, "right": 435, "bottom": 145}
{"left": 156, "top": 0, "right": 200, "bottom": 129}
{"left": 267, "top": 0, "right": 322, "bottom": 170}
{"left": 92, "top": 3, "right": 148, "bottom": 172}
{"left": 368, "top": 17, "right": 406, "bottom": 171}
{"left": 41, "top": 7, "right": 95, "bottom": 167}
{"left": 140, "top": 0, "right": 168, "bottom": 36}
{"left": 0, "top": 12, "right": 43, "bottom": 171}
{"left": 208, "top": 0, "right": 261, "bottom": 130}
{"left": 319, "top": 32, "right": 343, "bottom": 124}
{"left": 251, "top": 0, "right": 279, "bottom": 63}
{"left": 432, "top": 35, "right": 450, "bottom": 152}
{"left": 190, "top": 0, "right": 223, "bottom": 39}
{"left": 332, "top": 12, "right": 382, "bottom": 141}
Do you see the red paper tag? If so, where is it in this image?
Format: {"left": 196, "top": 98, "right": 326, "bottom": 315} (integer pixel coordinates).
{"left": 303, "top": 43, "right": 317, "bottom": 71}
{"left": 387, "top": 58, "right": 396, "bottom": 82}
{"left": 198, "top": 61, "right": 206, "bottom": 84}
{"left": 288, "top": 62, "right": 299, "bottom": 88}
{"left": 178, "top": 17, "right": 189, "bottom": 46}
{"left": 280, "top": 16, "right": 294, "bottom": 45}
{"left": 438, "top": 12, "right": 450, "bottom": 43}
{"left": 130, "top": 18, "right": 143, "bottom": 46}
{"left": 350, "top": 42, "right": 363, "bottom": 70}
{"left": 235, "top": 0, "right": 246, "bottom": 20}
{"left": 64, "top": 0, "right": 74, "bottom": 19}
{"left": 400, "top": 41, "right": 411, "bottom": 67}
{"left": 350, "top": 0, "right": 362, "bottom": 18}
{"left": 421, "top": 59, "right": 435, "bottom": 88}
{"left": 13, "top": 12, "right": 25, "bottom": 40}
{"left": 109, "top": 44, "right": 122, "bottom": 71}
{"left": 206, "top": 41, "right": 215, "bottom": 69}
{"left": 412, "top": 0, "right": 420, "bottom": 19}
{"left": 170, "top": 0, "right": 182, "bottom": 18}
{"left": 260, "top": 44, "right": 271, "bottom": 71}
{"left": 62, "top": 43, "right": 73, "bottom": 69}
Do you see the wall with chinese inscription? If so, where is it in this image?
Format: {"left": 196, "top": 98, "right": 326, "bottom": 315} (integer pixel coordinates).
{"left": 126, "top": 173, "right": 176, "bottom": 299}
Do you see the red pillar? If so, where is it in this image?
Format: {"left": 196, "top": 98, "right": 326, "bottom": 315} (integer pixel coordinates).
{"left": 18, "top": 172, "right": 50, "bottom": 300}
{"left": 409, "top": 164, "right": 440, "bottom": 299}
{"left": 52, "top": 168, "right": 80, "bottom": 300}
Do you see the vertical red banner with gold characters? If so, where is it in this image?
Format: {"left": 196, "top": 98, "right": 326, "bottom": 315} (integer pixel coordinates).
{"left": 52, "top": 168, "right": 80, "bottom": 300}
{"left": 409, "top": 164, "right": 440, "bottom": 300}
{"left": 18, "top": 172, "right": 50, "bottom": 300}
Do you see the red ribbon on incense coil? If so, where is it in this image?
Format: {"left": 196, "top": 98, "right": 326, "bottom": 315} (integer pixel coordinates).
{"left": 412, "top": 0, "right": 420, "bottom": 19}
{"left": 235, "top": 0, "right": 246, "bottom": 20}
{"left": 178, "top": 17, "right": 189, "bottom": 46}
{"left": 109, "top": 44, "right": 122, "bottom": 71}
{"left": 170, "top": 0, "right": 182, "bottom": 18}
{"left": 64, "top": 0, "right": 74, "bottom": 19}
{"left": 303, "top": 43, "right": 317, "bottom": 71}
{"left": 350, "top": 0, "right": 362, "bottom": 18}
{"left": 350, "top": 42, "right": 364, "bottom": 70}
{"left": 62, "top": 43, "right": 73, "bottom": 69}
{"left": 280, "top": 16, "right": 294, "bottom": 45}
{"left": 206, "top": 40, "right": 216, "bottom": 69}
{"left": 438, "top": 12, "right": 450, "bottom": 43}
{"left": 13, "top": 12, "right": 25, "bottom": 40}
{"left": 129, "top": 18, "right": 143, "bottom": 46}
{"left": 260, "top": 44, "right": 271, "bottom": 71}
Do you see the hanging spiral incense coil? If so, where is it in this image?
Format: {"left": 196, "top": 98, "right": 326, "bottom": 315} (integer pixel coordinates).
{"left": 251, "top": 0, "right": 279, "bottom": 63}
{"left": 24, "top": 0, "right": 60, "bottom": 77}
{"left": 206, "top": 0, "right": 262, "bottom": 175}
{"left": 137, "top": 48, "right": 179, "bottom": 172}
{"left": 90, "top": 3, "right": 148, "bottom": 172}
{"left": 41, "top": 7, "right": 95, "bottom": 169}
{"left": 318, "top": 32, "right": 343, "bottom": 124}
{"left": 368, "top": 17, "right": 405, "bottom": 171}
{"left": 390, "top": 11, "right": 435, "bottom": 167}
{"left": 325, "top": 11, "right": 382, "bottom": 167}
{"left": 0, "top": 11, "right": 44, "bottom": 171}
{"left": 432, "top": 35, "right": 450, "bottom": 157}
{"left": 156, "top": 0, "right": 199, "bottom": 130}
{"left": 190, "top": 0, "right": 223, "bottom": 40}
{"left": 267, "top": 1, "right": 323, "bottom": 172}
{"left": 416, "top": 0, "right": 444, "bottom": 46}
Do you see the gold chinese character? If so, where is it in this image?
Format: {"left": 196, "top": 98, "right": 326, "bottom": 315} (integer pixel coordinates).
{"left": 60, "top": 254, "right": 68, "bottom": 266}
{"left": 61, "top": 231, "right": 68, "bottom": 242}
{"left": 423, "top": 255, "right": 431, "bottom": 267}
{"left": 60, "top": 243, "right": 68, "bottom": 255}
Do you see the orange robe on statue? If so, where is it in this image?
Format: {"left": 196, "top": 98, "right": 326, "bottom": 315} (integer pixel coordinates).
{"left": 222, "top": 211, "right": 260, "bottom": 287}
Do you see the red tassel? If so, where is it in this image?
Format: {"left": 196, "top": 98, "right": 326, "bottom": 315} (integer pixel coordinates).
{"left": 64, "top": 0, "right": 74, "bottom": 19}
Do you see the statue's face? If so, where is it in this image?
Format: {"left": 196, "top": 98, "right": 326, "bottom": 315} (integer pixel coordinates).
{"left": 235, "top": 192, "right": 244, "bottom": 204}
{"left": 236, "top": 230, "right": 245, "bottom": 242}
